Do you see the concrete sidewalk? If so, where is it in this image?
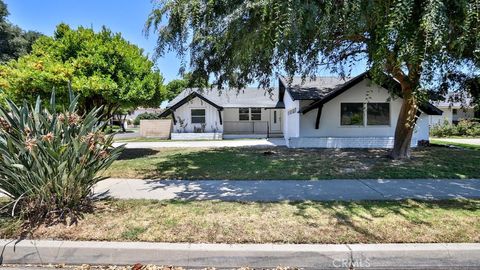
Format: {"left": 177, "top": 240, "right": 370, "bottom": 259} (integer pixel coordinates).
{"left": 2, "top": 239, "right": 480, "bottom": 269}
{"left": 93, "top": 178, "right": 480, "bottom": 202}
{"left": 112, "top": 138, "right": 286, "bottom": 149}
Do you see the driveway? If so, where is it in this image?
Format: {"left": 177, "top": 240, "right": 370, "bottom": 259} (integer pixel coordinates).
{"left": 433, "top": 138, "right": 480, "bottom": 145}
{"left": 113, "top": 138, "right": 286, "bottom": 148}
{"left": 94, "top": 178, "right": 480, "bottom": 202}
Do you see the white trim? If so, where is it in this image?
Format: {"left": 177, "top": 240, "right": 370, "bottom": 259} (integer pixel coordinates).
{"left": 171, "top": 132, "right": 222, "bottom": 140}
{"left": 286, "top": 136, "right": 419, "bottom": 148}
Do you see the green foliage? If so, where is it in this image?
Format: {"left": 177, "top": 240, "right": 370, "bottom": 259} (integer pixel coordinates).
{"left": 430, "top": 119, "right": 480, "bottom": 137}
{"left": 134, "top": 112, "right": 163, "bottom": 125}
{"left": 0, "top": 92, "right": 124, "bottom": 225}
{"left": 165, "top": 72, "right": 209, "bottom": 101}
{"left": 146, "top": 0, "right": 479, "bottom": 157}
{"left": 0, "top": 23, "right": 166, "bottom": 116}
{"left": 146, "top": 0, "right": 479, "bottom": 92}
{"left": 0, "top": 0, "right": 42, "bottom": 63}
{"left": 165, "top": 79, "right": 188, "bottom": 101}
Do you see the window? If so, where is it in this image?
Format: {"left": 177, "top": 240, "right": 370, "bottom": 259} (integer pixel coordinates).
{"left": 452, "top": 108, "right": 458, "bottom": 116}
{"left": 239, "top": 108, "right": 250, "bottom": 121}
{"left": 251, "top": 108, "right": 262, "bottom": 120}
{"left": 273, "top": 111, "right": 277, "bottom": 124}
{"left": 367, "top": 103, "right": 390, "bottom": 125}
{"left": 239, "top": 108, "right": 261, "bottom": 121}
{"left": 341, "top": 103, "right": 364, "bottom": 125}
{"left": 191, "top": 109, "right": 205, "bottom": 124}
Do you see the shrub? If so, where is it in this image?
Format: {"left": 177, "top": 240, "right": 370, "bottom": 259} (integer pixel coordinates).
{"left": 430, "top": 119, "right": 480, "bottom": 137}
{"left": 133, "top": 112, "right": 162, "bottom": 125}
{"left": 0, "top": 93, "right": 124, "bottom": 226}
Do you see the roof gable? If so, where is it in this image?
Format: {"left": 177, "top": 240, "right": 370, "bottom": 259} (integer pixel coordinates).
{"left": 166, "top": 87, "right": 282, "bottom": 109}
{"left": 285, "top": 72, "right": 442, "bottom": 116}
{"left": 279, "top": 76, "right": 353, "bottom": 100}
{"left": 159, "top": 92, "right": 223, "bottom": 117}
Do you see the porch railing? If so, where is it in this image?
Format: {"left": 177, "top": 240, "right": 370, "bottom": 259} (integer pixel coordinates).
{"left": 223, "top": 121, "right": 268, "bottom": 134}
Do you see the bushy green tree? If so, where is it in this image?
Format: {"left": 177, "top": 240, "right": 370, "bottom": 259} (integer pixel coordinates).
{"left": 165, "top": 72, "right": 209, "bottom": 101}
{"left": 0, "top": 0, "right": 42, "bottom": 63}
{"left": 0, "top": 23, "right": 166, "bottom": 118}
{"left": 146, "top": 0, "right": 480, "bottom": 159}
{"left": 165, "top": 78, "right": 188, "bottom": 101}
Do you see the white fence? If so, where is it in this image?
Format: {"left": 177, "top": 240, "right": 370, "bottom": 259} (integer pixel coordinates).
{"left": 139, "top": 119, "right": 172, "bottom": 138}
{"left": 223, "top": 121, "right": 268, "bottom": 134}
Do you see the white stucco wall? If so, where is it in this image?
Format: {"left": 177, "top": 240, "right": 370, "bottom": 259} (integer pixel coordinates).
{"left": 430, "top": 107, "right": 452, "bottom": 125}
{"left": 412, "top": 113, "right": 430, "bottom": 142}
{"left": 430, "top": 107, "right": 476, "bottom": 125}
{"left": 172, "top": 97, "right": 223, "bottom": 133}
{"left": 299, "top": 79, "right": 404, "bottom": 137}
{"left": 283, "top": 91, "right": 300, "bottom": 139}
{"left": 287, "top": 78, "right": 429, "bottom": 148}
{"left": 456, "top": 108, "right": 476, "bottom": 120}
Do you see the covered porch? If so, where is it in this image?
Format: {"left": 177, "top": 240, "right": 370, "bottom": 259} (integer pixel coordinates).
{"left": 222, "top": 107, "right": 284, "bottom": 138}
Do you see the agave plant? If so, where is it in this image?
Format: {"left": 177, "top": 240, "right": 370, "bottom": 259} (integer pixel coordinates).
{"left": 0, "top": 92, "right": 124, "bottom": 225}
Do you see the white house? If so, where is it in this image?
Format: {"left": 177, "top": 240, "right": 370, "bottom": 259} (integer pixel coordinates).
{"left": 161, "top": 72, "right": 443, "bottom": 148}
{"left": 429, "top": 95, "right": 478, "bottom": 125}
{"left": 160, "top": 87, "right": 285, "bottom": 139}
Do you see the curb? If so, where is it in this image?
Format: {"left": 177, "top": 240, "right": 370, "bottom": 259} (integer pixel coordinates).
{"left": 2, "top": 240, "right": 480, "bottom": 269}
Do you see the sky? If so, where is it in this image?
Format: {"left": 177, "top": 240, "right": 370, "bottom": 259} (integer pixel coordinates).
{"left": 4, "top": 0, "right": 367, "bottom": 85}
{"left": 4, "top": 0, "right": 182, "bottom": 83}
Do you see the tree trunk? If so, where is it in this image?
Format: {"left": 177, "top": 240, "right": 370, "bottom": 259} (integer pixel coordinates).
{"left": 119, "top": 114, "right": 127, "bottom": 133}
{"left": 390, "top": 86, "right": 418, "bottom": 160}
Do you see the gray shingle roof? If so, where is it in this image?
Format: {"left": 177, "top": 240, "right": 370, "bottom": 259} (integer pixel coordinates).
{"left": 280, "top": 76, "right": 351, "bottom": 100}
{"left": 166, "top": 87, "right": 281, "bottom": 108}
{"left": 430, "top": 93, "right": 473, "bottom": 108}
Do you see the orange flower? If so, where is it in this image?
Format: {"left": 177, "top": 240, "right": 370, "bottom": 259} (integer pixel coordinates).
{"left": 25, "top": 138, "right": 37, "bottom": 151}
{"left": 0, "top": 117, "right": 11, "bottom": 132}
{"left": 98, "top": 150, "right": 109, "bottom": 159}
{"left": 41, "top": 132, "right": 54, "bottom": 143}
{"left": 67, "top": 113, "right": 81, "bottom": 125}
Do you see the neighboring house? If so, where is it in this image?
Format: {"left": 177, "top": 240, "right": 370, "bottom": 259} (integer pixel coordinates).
{"left": 429, "top": 95, "right": 478, "bottom": 125}
{"left": 161, "top": 72, "right": 443, "bottom": 148}
{"left": 128, "top": 107, "right": 164, "bottom": 121}
{"left": 160, "top": 87, "right": 284, "bottom": 138}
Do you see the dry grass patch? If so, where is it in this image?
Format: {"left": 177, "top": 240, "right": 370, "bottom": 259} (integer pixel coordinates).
{"left": 2, "top": 199, "right": 479, "bottom": 244}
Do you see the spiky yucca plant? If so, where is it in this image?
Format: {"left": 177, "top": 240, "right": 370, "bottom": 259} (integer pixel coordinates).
{"left": 0, "top": 92, "right": 124, "bottom": 225}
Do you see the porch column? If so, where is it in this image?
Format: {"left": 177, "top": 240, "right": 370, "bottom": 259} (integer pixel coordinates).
{"left": 218, "top": 109, "right": 223, "bottom": 125}
{"left": 315, "top": 104, "right": 323, "bottom": 129}
{"left": 171, "top": 110, "right": 177, "bottom": 125}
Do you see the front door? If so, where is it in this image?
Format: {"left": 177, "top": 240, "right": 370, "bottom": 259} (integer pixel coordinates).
{"left": 270, "top": 109, "right": 282, "bottom": 133}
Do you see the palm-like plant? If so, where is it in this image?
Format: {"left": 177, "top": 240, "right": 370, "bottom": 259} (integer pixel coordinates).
{"left": 0, "top": 92, "right": 124, "bottom": 225}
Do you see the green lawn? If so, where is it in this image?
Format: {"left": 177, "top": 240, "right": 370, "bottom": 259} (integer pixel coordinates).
{"left": 430, "top": 139, "right": 480, "bottom": 151}
{"left": 2, "top": 199, "right": 479, "bottom": 244}
{"left": 104, "top": 146, "right": 480, "bottom": 180}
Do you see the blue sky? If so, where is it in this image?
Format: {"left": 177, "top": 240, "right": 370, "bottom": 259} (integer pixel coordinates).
{"left": 4, "top": 0, "right": 182, "bottom": 82}
{"left": 4, "top": 0, "right": 367, "bottom": 85}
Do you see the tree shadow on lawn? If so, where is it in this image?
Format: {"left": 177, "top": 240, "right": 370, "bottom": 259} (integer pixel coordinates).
{"left": 138, "top": 147, "right": 396, "bottom": 180}
{"left": 133, "top": 146, "right": 480, "bottom": 180}
{"left": 117, "top": 148, "right": 160, "bottom": 160}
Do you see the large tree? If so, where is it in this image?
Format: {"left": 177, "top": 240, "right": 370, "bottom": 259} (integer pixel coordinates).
{"left": 0, "top": 23, "right": 166, "bottom": 118}
{"left": 146, "top": 0, "right": 479, "bottom": 159}
{"left": 165, "top": 72, "right": 209, "bottom": 101}
{"left": 0, "top": 0, "right": 42, "bottom": 63}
